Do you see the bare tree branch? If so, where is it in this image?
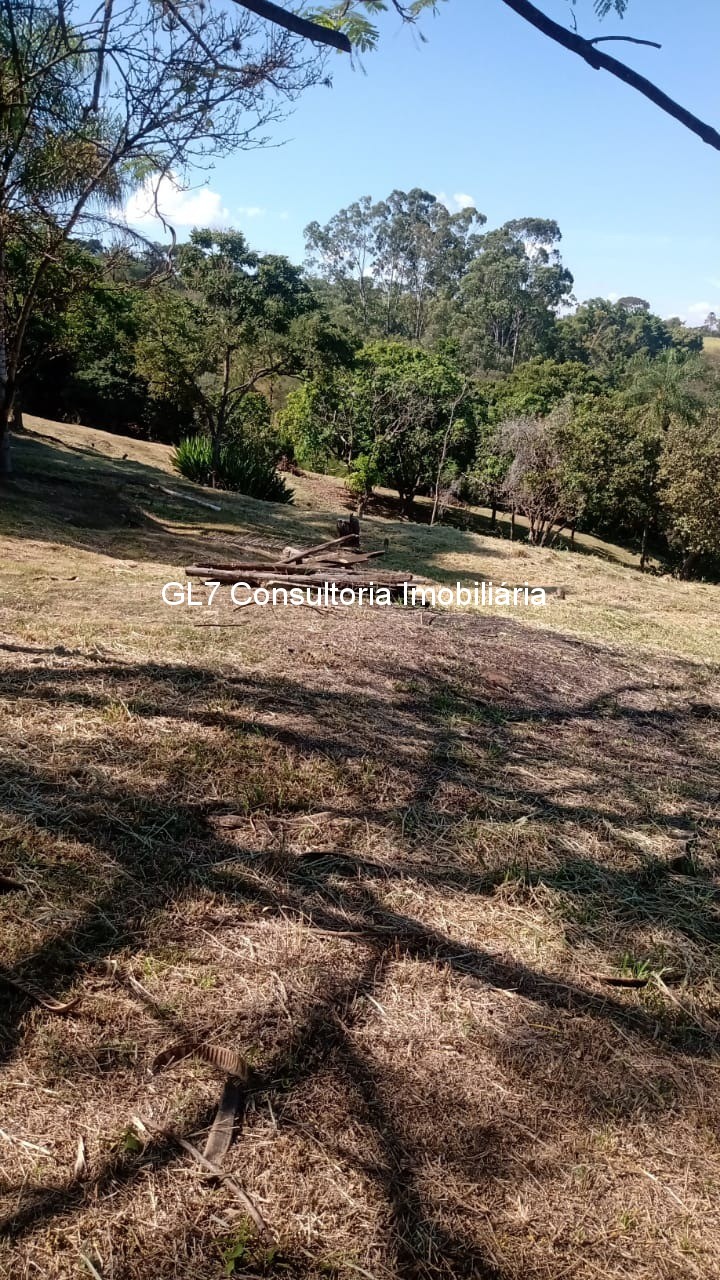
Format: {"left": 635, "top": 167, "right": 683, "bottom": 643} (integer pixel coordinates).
{"left": 90, "top": 0, "right": 114, "bottom": 114}
{"left": 589, "top": 36, "right": 662, "bottom": 50}
{"left": 235, "top": 0, "right": 352, "bottom": 52}
{"left": 500, "top": 0, "right": 720, "bottom": 152}
{"left": 586, "top": 35, "right": 661, "bottom": 49}
{"left": 235, "top": 0, "right": 719, "bottom": 151}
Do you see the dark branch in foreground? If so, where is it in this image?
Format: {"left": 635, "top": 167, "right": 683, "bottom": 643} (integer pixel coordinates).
{"left": 236, "top": 0, "right": 352, "bottom": 52}
{"left": 500, "top": 0, "right": 720, "bottom": 152}
{"left": 240, "top": 0, "right": 719, "bottom": 151}
{"left": 589, "top": 35, "right": 662, "bottom": 50}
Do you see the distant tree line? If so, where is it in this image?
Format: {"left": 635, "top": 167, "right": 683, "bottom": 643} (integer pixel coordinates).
{"left": 8, "top": 181, "right": 720, "bottom": 577}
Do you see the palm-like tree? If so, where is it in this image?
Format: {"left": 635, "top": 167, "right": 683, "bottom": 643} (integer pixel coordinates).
{"left": 624, "top": 349, "right": 705, "bottom": 433}
{"left": 622, "top": 350, "right": 706, "bottom": 568}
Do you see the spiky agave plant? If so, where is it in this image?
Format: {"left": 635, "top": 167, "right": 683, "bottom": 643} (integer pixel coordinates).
{"left": 173, "top": 434, "right": 293, "bottom": 503}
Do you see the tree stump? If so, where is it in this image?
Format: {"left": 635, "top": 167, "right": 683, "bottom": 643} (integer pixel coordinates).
{"left": 336, "top": 513, "right": 360, "bottom": 548}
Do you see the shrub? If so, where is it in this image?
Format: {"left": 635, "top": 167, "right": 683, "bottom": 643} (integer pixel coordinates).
{"left": 172, "top": 435, "right": 293, "bottom": 504}
{"left": 346, "top": 453, "right": 378, "bottom": 501}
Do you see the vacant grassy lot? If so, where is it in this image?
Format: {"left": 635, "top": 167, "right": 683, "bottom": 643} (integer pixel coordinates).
{"left": 1, "top": 419, "right": 719, "bottom": 1280}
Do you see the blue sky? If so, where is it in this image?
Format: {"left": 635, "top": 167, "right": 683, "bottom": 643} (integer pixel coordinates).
{"left": 125, "top": 0, "right": 720, "bottom": 323}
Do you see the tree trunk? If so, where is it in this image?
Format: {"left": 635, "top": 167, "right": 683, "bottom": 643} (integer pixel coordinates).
{"left": 680, "top": 550, "right": 700, "bottom": 580}
{"left": 491, "top": 501, "right": 497, "bottom": 529}
{"left": 0, "top": 312, "right": 12, "bottom": 478}
{"left": 639, "top": 521, "right": 648, "bottom": 572}
{"left": 510, "top": 505, "right": 516, "bottom": 541}
{"left": 0, "top": 388, "right": 14, "bottom": 479}
{"left": 211, "top": 349, "right": 232, "bottom": 487}
{"left": 210, "top": 431, "right": 221, "bottom": 488}
{"left": 0, "top": 423, "right": 11, "bottom": 478}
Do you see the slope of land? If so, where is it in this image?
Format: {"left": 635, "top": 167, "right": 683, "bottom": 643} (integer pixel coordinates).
{"left": 0, "top": 418, "right": 719, "bottom": 1280}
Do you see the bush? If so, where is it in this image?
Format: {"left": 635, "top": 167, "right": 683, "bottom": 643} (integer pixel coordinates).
{"left": 346, "top": 453, "right": 378, "bottom": 501}
{"left": 172, "top": 435, "right": 293, "bottom": 504}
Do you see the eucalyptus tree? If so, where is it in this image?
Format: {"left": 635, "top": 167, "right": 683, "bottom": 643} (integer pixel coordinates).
{"left": 445, "top": 219, "right": 573, "bottom": 373}
{"left": 303, "top": 197, "right": 379, "bottom": 335}
{"left": 305, "top": 188, "right": 485, "bottom": 341}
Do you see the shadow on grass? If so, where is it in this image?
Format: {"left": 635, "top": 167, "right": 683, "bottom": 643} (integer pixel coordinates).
{"left": 3, "top": 431, "right": 506, "bottom": 587}
{"left": 0, "top": 617, "right": 718, "bottom": 1274}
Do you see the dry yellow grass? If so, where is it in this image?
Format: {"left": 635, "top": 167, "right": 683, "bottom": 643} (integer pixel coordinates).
{"left": 0, "top": 418, "right": 719, "bottom": 1280}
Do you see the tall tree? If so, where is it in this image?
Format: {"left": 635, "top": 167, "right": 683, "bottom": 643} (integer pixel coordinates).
{"left": 443, "top": 219, "right": 573, "bottom": 373}
{"left": 304, "top": 197, "right": 379, "bottom": 335}
{"left": 305, "top": 188, "right": 485, "bottom": 341}
{"left": 371, "top": 189, "right": 485, "bottom": 340}
{"left": 660, "top": 411, "right": 720, "bottom": 578}
{"left": 137, "top": 229, "right": 351, "bottom": 481}
{"left": 0, "top": 0, "right": 327, "bottom": 473}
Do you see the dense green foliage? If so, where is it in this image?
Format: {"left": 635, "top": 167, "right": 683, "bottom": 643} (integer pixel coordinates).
{"left": 10, "top": 180, "right": 720, "bottom": 572}
{"left": 173, "top": 434, "right": 293, "bottom": 504}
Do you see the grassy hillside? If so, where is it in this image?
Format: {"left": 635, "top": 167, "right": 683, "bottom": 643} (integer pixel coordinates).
{"left": 703, "top": 334, "right": 720, "bottom": 365}
{"left": 1, "top": 418, "right": 719, "bottom": 1280}
{"left": 4, "top": 415, "right": 720, "bottom": 662}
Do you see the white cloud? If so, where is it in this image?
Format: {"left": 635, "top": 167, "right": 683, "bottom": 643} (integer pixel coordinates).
{"left": 435, "top": 191, "right": 476, "bottom": 213}
{"left": 607, "top": 291, "right": 620, "bottom": 302}
{"left": 684, "top": 301, "right": 719, "bottom": 323}
{"left": 122, "top": 173, "right": 229, "bottom": 230}
{"left": 237, "top": 205, "right": 265, "bottom": 219}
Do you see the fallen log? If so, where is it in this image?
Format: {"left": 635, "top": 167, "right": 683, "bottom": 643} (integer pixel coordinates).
{"left": 185, "top": 566, "right": 411, "bottom": 589}
{"left": 263, "top": 575, "right": 407, "bottom": 596}
{"left": 321, "top": 549, "right": 386, "bottom": 566}
{"left": 281, "top": 534, "right": 358, "bottom": 564}
{"left": 181, "top": 553, "right": 382, "bottom": 575}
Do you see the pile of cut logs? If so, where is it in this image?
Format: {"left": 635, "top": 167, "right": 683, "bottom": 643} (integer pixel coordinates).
{"left": 185, "top": 530, "right": 413, "bottom": 599}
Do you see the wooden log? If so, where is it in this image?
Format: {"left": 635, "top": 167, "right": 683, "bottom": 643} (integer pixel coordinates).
{"left": 281, "top": 534, "right": 358, "bottom": 565}
{"left": 185, "top": 567, "right": 411, "bottom": 589}
{"left": 180, "top": 547, "right": 381, "bottom": 573}
{"left": 323, "top": 550, "right": 386, "bottom": 565}
{"left": 183, "top": 549, "right": 385, "bottom": 574}
{"left": 263, "top": 575, "right": 407, "bottom": 593}
{"left": 186, "top": 559, "right": 308, "bottom": 574}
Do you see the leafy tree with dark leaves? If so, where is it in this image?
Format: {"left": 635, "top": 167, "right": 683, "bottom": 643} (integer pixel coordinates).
{"left": 660, "top": 411, "right": 720, "bottom": 578}
{"left": 137, "top": 229, "right": 352, "bottom": 483}
{"left": 556, "top": 299, "right": 692, "bottom": 379}
{"left": 439, "top": 220, "right": 573, "bottom": 373}
{"left": 0, "top": 0, "right": 330, "bottom": 473}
